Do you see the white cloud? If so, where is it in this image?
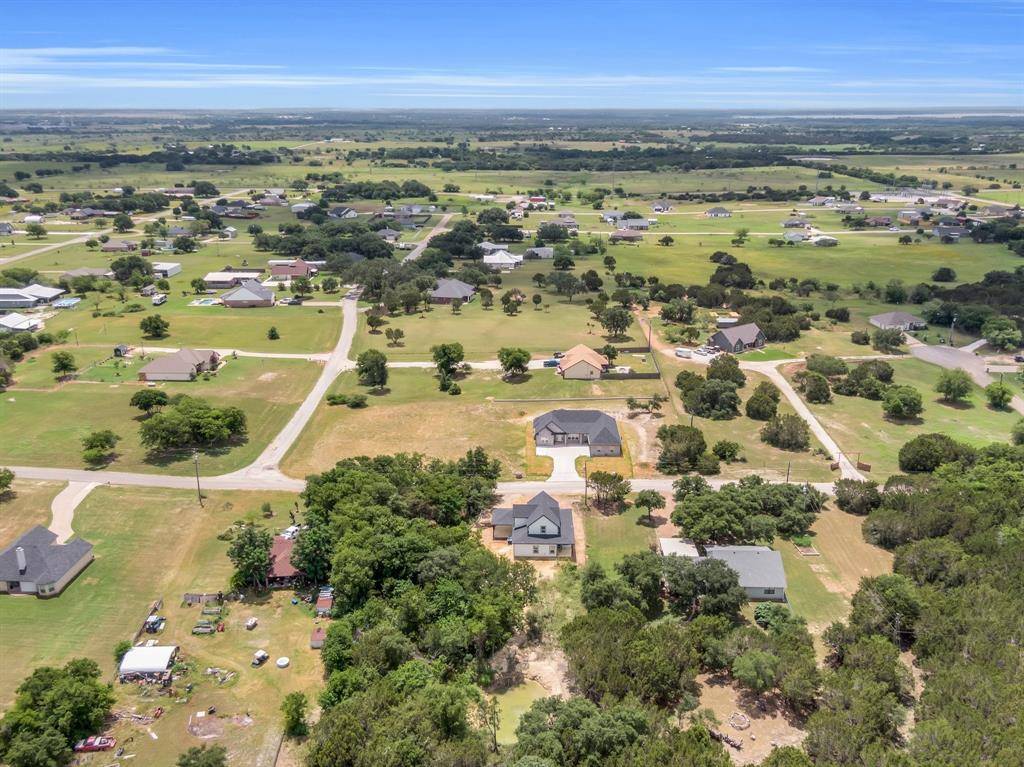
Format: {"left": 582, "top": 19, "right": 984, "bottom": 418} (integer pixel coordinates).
{"left": 713, "top": 66, "right": 828, "bottom": 73}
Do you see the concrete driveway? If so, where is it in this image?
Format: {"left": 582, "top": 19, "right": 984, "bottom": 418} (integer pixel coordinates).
{"left": 535, "top": 446, "right": 590, "bottom": 482}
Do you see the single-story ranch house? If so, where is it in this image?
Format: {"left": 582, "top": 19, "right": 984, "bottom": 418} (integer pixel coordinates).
{"left": 706, "top": 545, "right": 787, "bottom": 601}
{"left": 709, "top": 322, "right": 767, "bottom": 353}
{"left": 0, "top": 526, "right": 94, "bottom": 598}
{"left": 269, "top": 535, "right": 300, "bottom": 587}
{"left": 609, "top": 229, "right": 643, "bottom": 243}
{"left": 138, "top": 349, "right": 220, "bottom": 382}
{"left": 533, "top": 409, "right": 622, "bottom": 456}
{"left": 658, "top": 538, "right": 787, "bottom": 602}
{"left": 429, "top": 278, "right": 476, "bottom": 304}
{"left": 869, "top": 311, "right": 927, "bottom": 331}
{"left": 705, "top": 207, "right": 732, "bottom": 218}
{"left": 222, "top": 280, "right": 276, "bottom": 308}
{"left": 557, "top": 344, "right": 608, "bottom": 380}
{"left": 0, "top": 284, "right": 66, "bottom": 310}
{"left": 492, "top": 491, "right": 575, "bottom": 560}
{"left": 0, "top": 312, "right": 42, "bottom": 333}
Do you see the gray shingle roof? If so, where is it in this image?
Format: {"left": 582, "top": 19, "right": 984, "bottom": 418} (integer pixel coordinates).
{"left": 711, "top": 322, "right": 764, "bottom": 347}
{"left": 0, "top": 526, "right": 93, "bottom": 584}
{"left": 222, "top": 280, "right": 274, "bottom": 303}
{"left": 430, "top": 278, "right": 476, "bottom": 301}
{"left": 533, "top": 409, "right": 621, "bottom": 447}
{"left": 494, "top": 492, "right": 575, "bottom": 545}
{"left": 705, "top": 545, "right": 787, "bottom": 590}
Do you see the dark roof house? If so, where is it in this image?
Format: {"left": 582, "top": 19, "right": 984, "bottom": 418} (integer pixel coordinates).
{"left": 222, "top": 280, "right": 276, "bottom": 308}
{"left": 492, "top": 492, "right": 575, "bottom": 560}
{"left": 705, "top": 545, "right": 787, "bottom": 601}
{"left": 429, "top": 278, "right": 476, "bottom": 304}
{"left": 709, "top": 323, "right": 767, "bottom": 353}
{"left": 0, "top": 526, "right": 94, "bottom": 598}
{"left": 533, "top": 409, "right": 621, "bottom": 457}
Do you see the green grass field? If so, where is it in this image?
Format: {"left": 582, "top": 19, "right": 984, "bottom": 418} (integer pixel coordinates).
{"left": 281, "top": 366, "right": 665, "bottom": 479}
{"left": 790, "top": 358, "right": 1020, "bottom": 478}
{"left": 0, "top": 486, "right": 316, "bottom": 766}
{"left": 0, "top": 480, "right": 65, "bottom": 547}
{"left": 582, "top": 504, "right": 657, "bottom": 571}
{"left": 0, "top": 355, "right": 320, "bottom": 474}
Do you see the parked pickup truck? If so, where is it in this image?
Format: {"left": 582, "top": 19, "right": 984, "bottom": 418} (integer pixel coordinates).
{"left": 542, "top": 359, "right": 560, "bottom": 368}
{"left": 192, "top": 621, "right": 215, "bottom": 635}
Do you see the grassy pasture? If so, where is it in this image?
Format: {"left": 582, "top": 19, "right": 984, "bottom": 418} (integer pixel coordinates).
{"left": 0, "top": 486, "right": 315, "bottom": 767}
{"left": 789, "top": 357, "right": 1019, "bottom": 479}
{"left": 281, "top": 366, "right": 665, "bottom": 479}
{"left": 0, "top": 355, "right": 320, "bottom": 475}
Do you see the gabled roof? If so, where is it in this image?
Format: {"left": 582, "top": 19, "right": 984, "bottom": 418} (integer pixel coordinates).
{"left": 706, "top": 206, "right": 731, "bottom": 215}
{"left": 0, "top": 526, "right": 93, "bottom": 584}
{"left": 23, "top": 284, "right": 65, "bottom": 301}
{"left": 0, "top": 312, "right": 39, "bottom": 331}
{"left": 270, "top": 535, "right": 298, "bottom": 578}
{"left": 222, "top": 280, "right": 275, "bottom": 303}
{"left": 558, "top": 344, "right": 608, "bottom": 372}
{"left": 430, "top": 278, "right": 476, "bottom": 301}
{"left": 524, "top": 247, "right": 554, "bottom": 258}
{"left": 533, "top": 409, "right": 621, "bottom": 446}
{"left": 493, "top": 492, "right": 575, "bottom": 545}
{"left": 138, "top": 348, "right": 218, "bottom": 377}
{"left": 482, "top": 250, "right": 522, "bottom": 264}
{"left": 705, "top": 545, "right": 787, "bottom": 590}
{"left": 711, "top": 322, "right": 764, "bottom": 346}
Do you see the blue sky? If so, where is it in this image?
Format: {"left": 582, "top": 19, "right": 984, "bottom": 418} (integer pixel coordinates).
{"left": 2, "top": 0, "right": 1023, "bottom": 110}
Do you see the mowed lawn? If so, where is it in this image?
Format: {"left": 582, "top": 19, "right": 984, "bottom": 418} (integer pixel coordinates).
{"left": 608, "top": 233, "right": 1019, "bottom": 289}
{"left": 658, "top": 356, "right": 837, "bottom": 483}
{"left": 350, "top": 268, "right": 641, "bottom": 361}
{"left": 0, "top": 480, "right": 65, "bottom": 547}
{"left": 794, "top": 358, "right": 1020, "bottom": 479}
{"left": 281, "top": 366, "right": 667, "bottom": 479}
{"left": 16, "top": 241, "right": 344, "bottom": 354}
{"left": 0, "top": 486, "right": 319, "bottom": 767}
{"left": 0, "top": 355, "right": 320, "bottom": 475}
{"left": 582, "top": 504, "right": 657, "bottom": 571}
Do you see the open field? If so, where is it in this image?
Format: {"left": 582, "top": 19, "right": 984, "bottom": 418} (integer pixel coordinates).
{"left": 0, "top": 486, "right": 315, "bottom": 766}
{"left": 582, "top": 503, "right": 657, "bottom": 571}
{"left": 0, "top": 355, "right": 320, "bottom": 474}
{"left": 608, "top": 232, "right": 1020, "bottom": 289}
{"left": 658, "top": 355, "right": 837, "bottom": 482}
{"left": 789, "top": 357, "right": 1020, "bottom": 478}
{"left": 0, "top": 480, "right": 65, "bottom": 547}
{"left": 281, "top": 366, "right": 665, "bottom": 479}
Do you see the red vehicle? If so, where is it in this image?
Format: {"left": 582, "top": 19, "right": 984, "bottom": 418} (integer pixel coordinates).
{"left": 74, "top": 736, "right": 116, "bottom": 753}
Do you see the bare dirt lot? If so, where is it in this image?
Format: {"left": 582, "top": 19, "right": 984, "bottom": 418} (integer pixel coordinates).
{"left": 697, "top": 673, "right": 806, "bottom": 765}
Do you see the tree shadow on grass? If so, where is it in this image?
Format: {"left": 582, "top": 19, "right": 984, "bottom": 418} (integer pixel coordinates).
{"left": 143, "top": 441, "right": 240, "bottom": 468}
{"left": 883, "top": 415, "right": 925, "bottom": 427}
{"left": 503, "top": 373, "right": 533, "bottom": 385}
{"left": 636, "top": 512, "right": 669, "bottom": 529}
{"left": 935, "top": 398, "right": 975, "bottom": 411}
{"left": 368, "top": 387, "right": 391, "bottom": 396}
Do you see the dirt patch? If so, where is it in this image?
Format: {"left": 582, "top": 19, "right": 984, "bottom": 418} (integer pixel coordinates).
{"left": 478, "top": 492, "right": 586, "bottom": 577}
{"left": 696, "top": 673, "right": 806, "bottom": 765}
{"left": 257, "top": 372, "right": 279, "bottom": 383}
{"left": 490, "top": 634, "right": 571, "bottom": 699}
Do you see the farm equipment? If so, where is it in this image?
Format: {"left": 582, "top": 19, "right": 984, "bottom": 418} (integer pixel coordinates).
{"left": 192, "top": 621, "right": 215, "bottom": 635}
{"left": 251, "top": 650, "right": 269, "bottom": 667}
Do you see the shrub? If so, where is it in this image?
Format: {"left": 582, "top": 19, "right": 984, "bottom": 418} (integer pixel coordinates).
{"left": 934, "top": 368, "right": 972, "bottom": 402}
{"left": 707, "top": 353, "right": 746, "bottom": 387}
{"left": 851, "top": 330, "right": 870, "bottom": 345}
{"left": 872, "top": 327, "right": 905, "bottom": 352}
{"left": 447, "top": 383, "right": 461, "bottom": 395}
{"left": 760, "top": 414, "right": 810, "bottom": 451}
{"left": 695, "top": 452, "right": 721, "bottom": 475}
{"left": 745, "top": 381, "right": 781, "bottom": 420}
{"left": 931, "top": 267, "right": 957, "bottom": 282}
{"left": 985, "top": 381, "right": 1013, "bottom": 409}
{"left": 656, "top": 424, "right": 707, "bottom": 474}
{"left": 803, "top": 372, "right": 832, "bottom": 404}
{"left": 825, "top": 307, "right": 850, "bottom": 322}
{"left": 685, "top": 379, "right": 741, "bottom": 420}
{"left": 712, "top": 440, "right": 741, "bottom": 462}
{"left": 898, "top": 433, "right": 974, "bottom": 472}
{"left": 882, "top": 385, "right": 924, "bottom": 420}
{"left": 805, "top": 354, "right": 848, "bottom": 378}
{"left": 345, "top": 394, "right": 368, "bottom": 408}
{"left": 326, "top": 394, "right": 349, "bottom": 406}
{"left": 1010, "top": 418, "right": 1024, "bottom": 445}
{"left": 833, "top": 479, "right": 882, "bottom": 515}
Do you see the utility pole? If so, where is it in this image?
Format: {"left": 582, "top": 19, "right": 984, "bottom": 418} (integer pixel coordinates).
{"left": 786, "top": 462, "right": 791, "bottom": 483}
{"left": 192, "top": 450, "right": 203, "bottom": 507}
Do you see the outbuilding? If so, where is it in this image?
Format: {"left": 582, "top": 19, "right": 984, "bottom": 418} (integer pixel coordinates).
{"left": 118, "top": 645, "right": 178, "bottom": 681}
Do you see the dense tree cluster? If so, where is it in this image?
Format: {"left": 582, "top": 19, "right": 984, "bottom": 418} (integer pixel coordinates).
{"left": 138, "top": 395, "right": 247, "bottom": 451}
{"left": 0, "top": 659, "right": 115, "bottom": 767}
{"left": 671, "top": 475, "right": 825, "bottom": 544}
